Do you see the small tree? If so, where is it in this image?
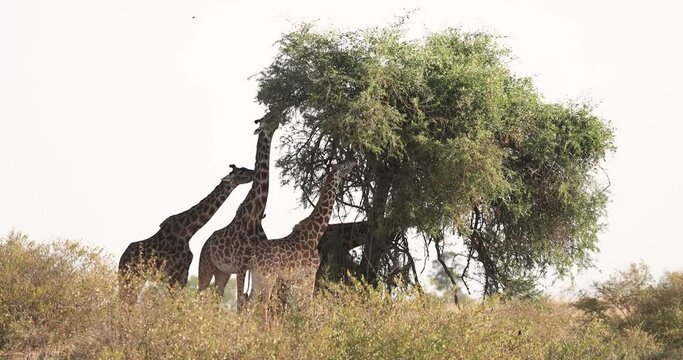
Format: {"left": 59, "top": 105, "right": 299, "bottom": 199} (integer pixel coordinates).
{"left": 575, "top": 263, "right": 653, "bottom": 324}
{"left": 576, "top": 264, "right": 683, "bottom": 354}
{"left": 256, "top": 22, "right": 614, "bottom": 296}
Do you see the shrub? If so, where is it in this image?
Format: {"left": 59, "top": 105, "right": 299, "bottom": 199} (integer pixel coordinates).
{"left": 0, "top": 231, "right": 115, "bottom": 356}
{"left": 634, "top": 272, "right": 683, "bottom": 351}
{"left": 576, "top": 263, "right": 683, "bottom": 357}
{"left": 547, "top": 322, "right": 658, "bottom": 359}
{"left": 0, "top": 233, "right": 665, "bottom": 359}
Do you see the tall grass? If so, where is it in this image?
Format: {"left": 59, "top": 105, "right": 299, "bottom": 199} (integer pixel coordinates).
{"left": 0, "top": 232, "right": 665, "bottom": 359}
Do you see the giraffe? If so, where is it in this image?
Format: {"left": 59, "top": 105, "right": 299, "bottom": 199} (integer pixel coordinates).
{"left": 249, "top": 159, "right": 357, "bottom": 305}
{"left": 118, "top": 165, "right": 254, "bottom": 303}
{"left": 197, "top": 113, "right": 279, "bottom": 306}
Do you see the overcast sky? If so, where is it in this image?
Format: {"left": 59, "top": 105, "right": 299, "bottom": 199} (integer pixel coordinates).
{"left": 1, "top": 0, "right": 681, "bottom": 294}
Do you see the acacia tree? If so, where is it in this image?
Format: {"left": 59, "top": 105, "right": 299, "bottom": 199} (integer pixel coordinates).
{"left": 256, "top": 23, "right": 614, "bottom": 296}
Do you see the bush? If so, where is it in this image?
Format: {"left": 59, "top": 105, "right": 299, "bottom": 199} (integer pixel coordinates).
{"left": 0, "top": 231, "right": 115, "bottom": 356}
{"left": 576, "top": 263, "right": 683, "bottom": 357}
{"left": 548, "top": 322, "right": 658, "bottom": 360}
{"left": 0, "top": 233, "right": 664, "bottom": 359}
{"left": 635, "top": 272, "right": 683, "bottom": 350}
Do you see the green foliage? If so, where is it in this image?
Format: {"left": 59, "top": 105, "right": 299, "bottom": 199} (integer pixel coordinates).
{"left": 575, "top": 263, "right": 652, "bottom": 324}
{"left": 256, "top": 22, "right": 614, "bottom": 294}
{"left": 0, "top": 231, "right": 115, "bottom": 355}
{"left": 576, "top": 264, "right": 683, "bottom": 357}
{"left": 548, "top": 322, "right": 658, "bottom": 360}
{"left": 636, "top": 272, "right": 683, "bottom": 350}
{"left": 0, "top": 234, "right": 664, "bottom": 359}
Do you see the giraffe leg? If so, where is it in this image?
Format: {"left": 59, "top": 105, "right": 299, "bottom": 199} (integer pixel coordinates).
{"left": 118, "top": 268, "right": 143, "bottom": 305}
{"left": 301, "top": 272, "right": 316, "bottom": 299}
{"left": 251, "top": 271, "right": 275, "bottom": 304}
{"left": 214, "top": 270, "right": 230, "bottom": 299}
{"left": 173, "top": 256, "right": 192, "bottom": 289}
{"left": 197, "top": 251, "right": 214, "bottom": 292}
{"left": 275, "top": 278, "right": 289, "bottom": 308}
{"left": 177, "top": 268, "right": 190, "bottom": 289}
{"left": 236, "top": 272, "right": 247, "bottom": 309}
{"left": 118, "top": 246, "right": 142, "bottom": 304}
{"left": 251, "top": 271, "right": 279, "bottom": 322}
{"left": 290, "top": 272, "right": 316, "bottom": 306}
{"left": 118, "top": 272, "right": 134, "bottom": 304}
{"left": 168, "top": 266, "right": 188, "bottom": 289}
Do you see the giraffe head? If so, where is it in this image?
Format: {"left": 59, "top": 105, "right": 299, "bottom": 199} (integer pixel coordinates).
{"left": 222, "top": 164, "right": 255, "bottom": 185}
{"left": 330, "top": 159, "right": 357, "bottom": 178}
{"left": 253, "top": 112, "right": 281, "bottom": 135}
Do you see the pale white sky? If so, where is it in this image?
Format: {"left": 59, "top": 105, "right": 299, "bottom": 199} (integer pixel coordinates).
{"left": 1, "top": 0, "right": 681, "bottom": 294}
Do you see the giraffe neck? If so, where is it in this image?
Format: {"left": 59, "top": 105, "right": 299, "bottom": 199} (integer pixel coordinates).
{"left": 234, "top": 122, "right": 278, "bottom": 224}
{"left": 301, "top": 172, "right": 344, "bottom": 243}
{"left": 161, "top": 180, "right": 240, "bottom": 240}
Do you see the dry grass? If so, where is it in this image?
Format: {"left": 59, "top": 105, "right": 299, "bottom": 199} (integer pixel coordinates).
{"left": 0, "top": 232, "right": 666, "bottom": 359}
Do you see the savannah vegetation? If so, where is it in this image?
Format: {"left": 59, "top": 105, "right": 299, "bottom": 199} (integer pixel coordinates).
{"left": 2, "top": 22, "right": 681, "bottom": 359}
{"left": 3, "top": 232, "right": 680, "bottom": 359}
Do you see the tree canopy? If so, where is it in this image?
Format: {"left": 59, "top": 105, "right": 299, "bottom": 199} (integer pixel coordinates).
{"left": 255, "top": 23, "right": 614, "bottom": 296}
